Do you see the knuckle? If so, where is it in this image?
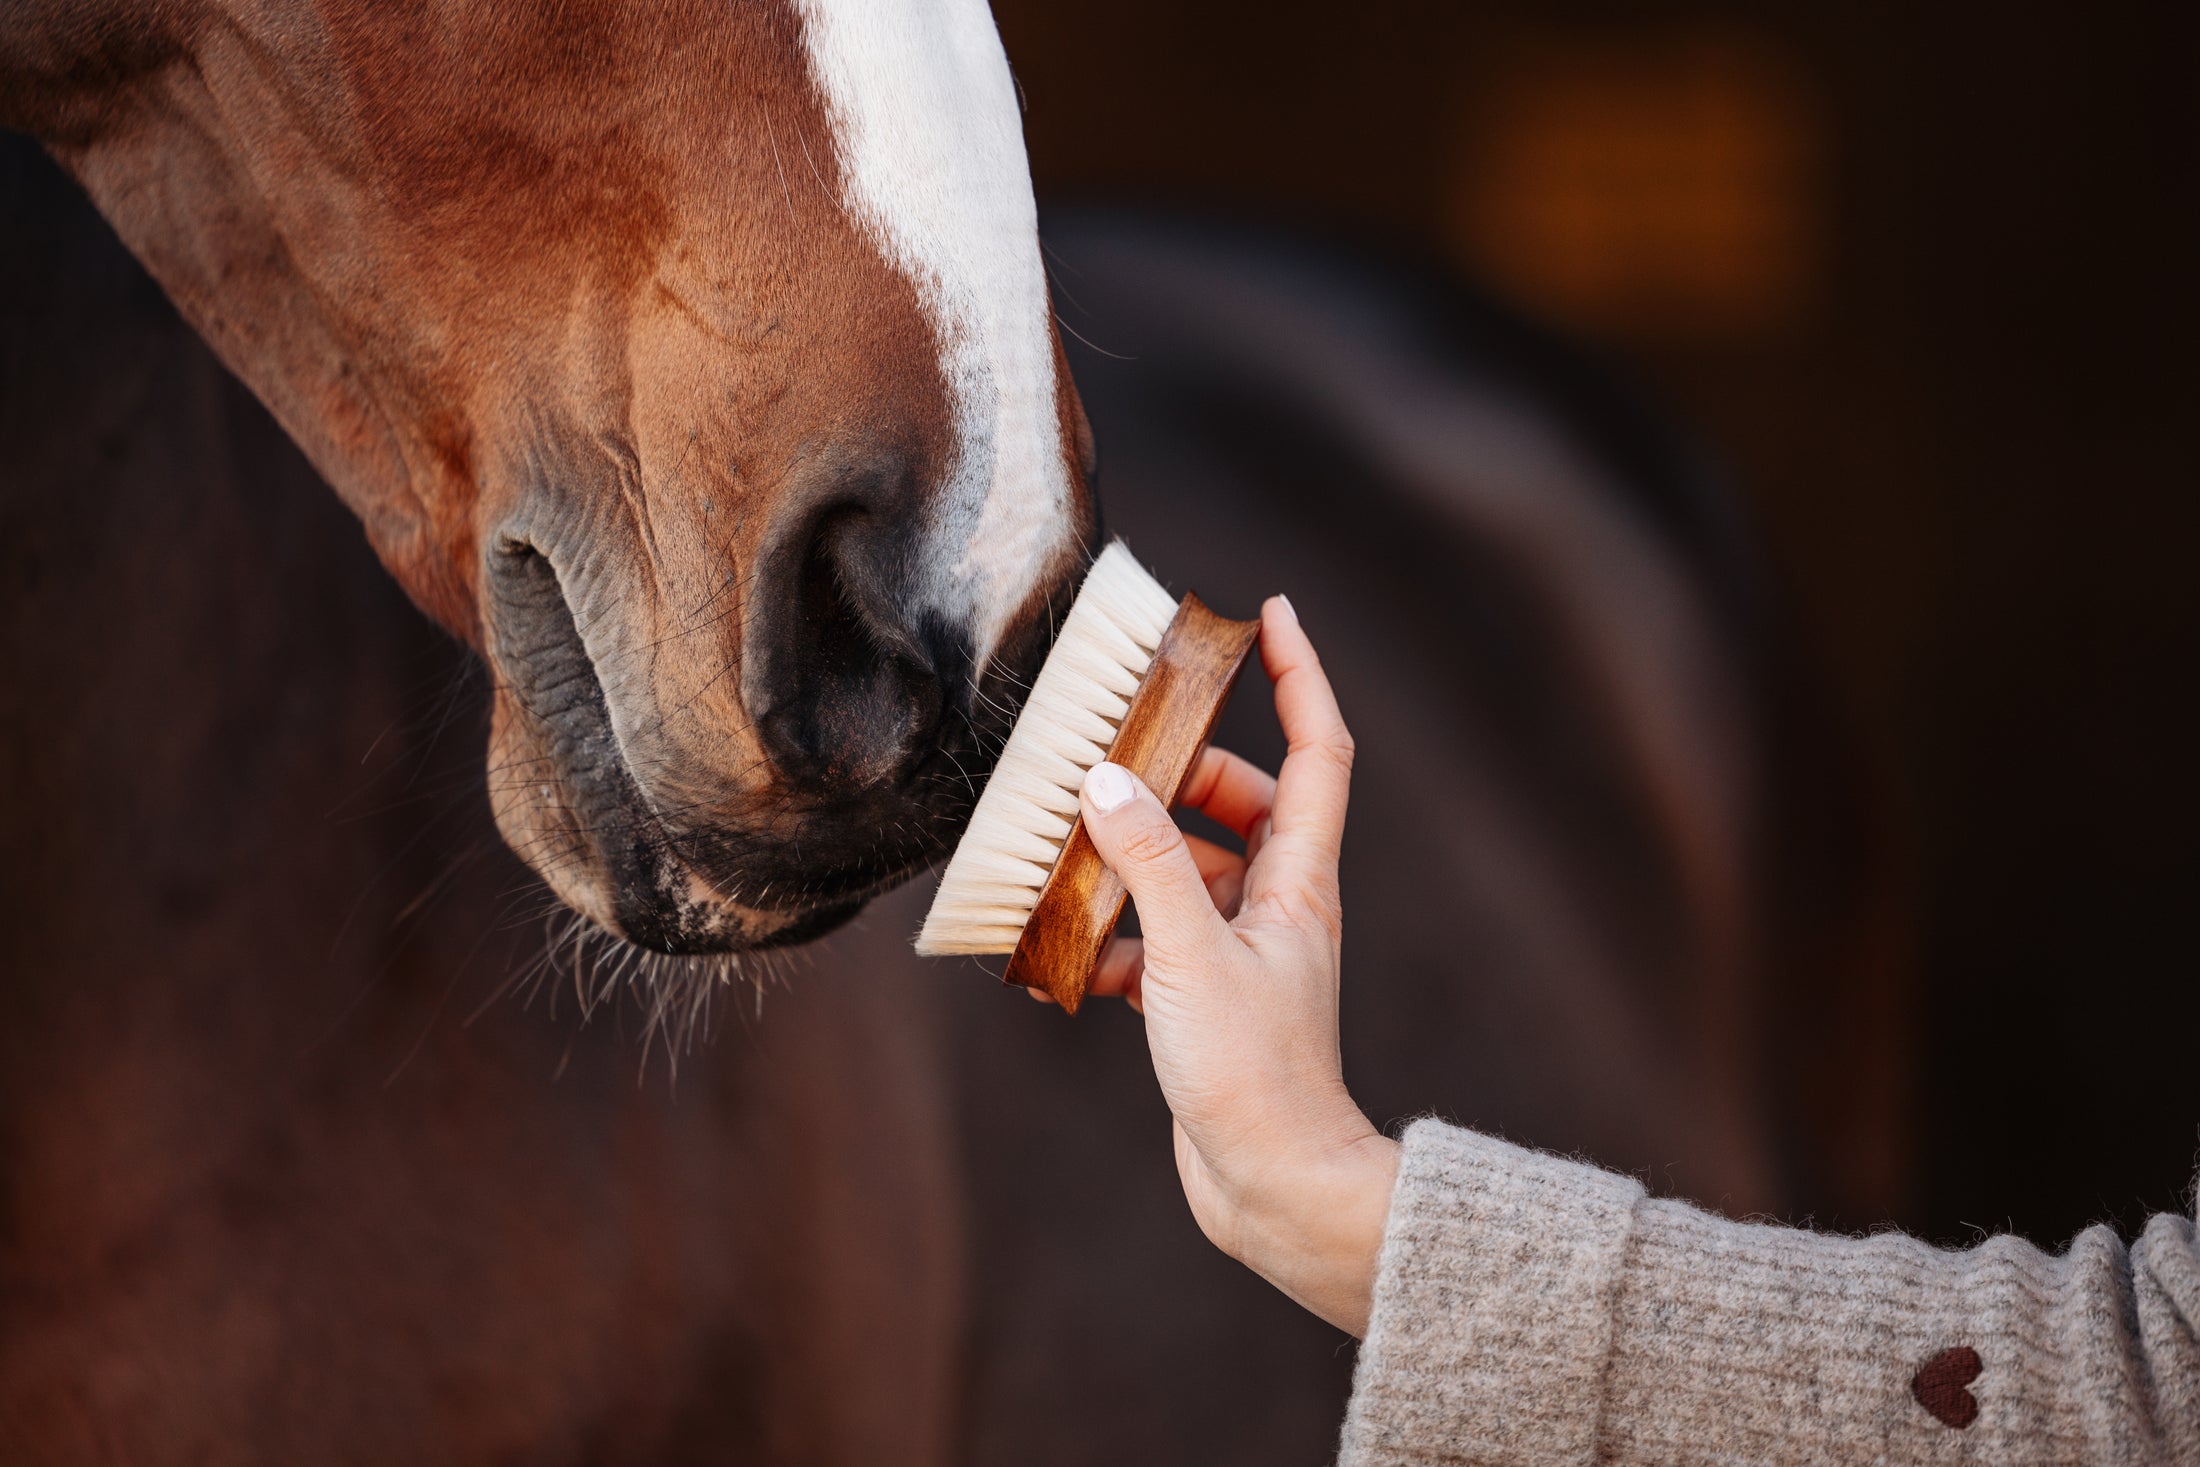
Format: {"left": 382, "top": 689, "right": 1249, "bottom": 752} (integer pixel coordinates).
{"left": 1283, "top": 879, "right": 1345, "bottom": 937}
{"left": 1291, "top": 726, "right": 1356, "bottom": 774}
{"left": 1115, "top": 818, "right": 1183, "bottom": 870}
{"left": 1247, "top": 878, "right": 1343, "bottom": 940}
{"left": 1325, "top": 728, "right": 1357, "bottom": 773}
{"left": 1310, "top": 894, "right": 1345, "bottom": 942}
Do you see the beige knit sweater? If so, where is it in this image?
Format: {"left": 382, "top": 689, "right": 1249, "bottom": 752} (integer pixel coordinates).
{"left": 1340, "top": 1120, "right": 2200, "bottom": 1465}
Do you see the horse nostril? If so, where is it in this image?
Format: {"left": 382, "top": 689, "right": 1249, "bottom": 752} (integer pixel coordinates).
{"left": 750, "top": 507, "right": 947, "bottom": 792}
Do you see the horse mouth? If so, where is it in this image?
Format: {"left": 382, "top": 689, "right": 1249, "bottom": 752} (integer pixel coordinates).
{"left": 479, "top": 540, "right": 1012, "bottom": 954}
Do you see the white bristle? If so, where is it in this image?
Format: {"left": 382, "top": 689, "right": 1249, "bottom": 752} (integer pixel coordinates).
{"left": 916, "top": 542, "right": 1180, "bottom": 956}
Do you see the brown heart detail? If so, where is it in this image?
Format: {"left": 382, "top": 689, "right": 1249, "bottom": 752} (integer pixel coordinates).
{"left": 1911, "top": 1346, "right": 1982, "bottom": 1428}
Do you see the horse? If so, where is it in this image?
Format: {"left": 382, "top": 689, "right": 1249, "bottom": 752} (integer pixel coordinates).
{"left": 6, "top": 2, "right": 1074, "bottom": 1459}
{"left": 1, "top": 4, "right": 1902, "bottom": 1461}
{"left": 5, "top": 0, "right": 1093, "bottom": 956}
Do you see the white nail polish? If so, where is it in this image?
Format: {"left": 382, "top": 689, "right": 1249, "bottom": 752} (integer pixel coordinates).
{"left": 1275, "top": 594, "right": 1298, "bottom": 626}
{"left": 1084, "top": 761, "right": 1136, "bottom": 813}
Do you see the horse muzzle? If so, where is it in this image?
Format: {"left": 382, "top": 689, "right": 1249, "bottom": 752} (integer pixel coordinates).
{"left": 474, "top": 516, "right": 1070, "bottom": 954}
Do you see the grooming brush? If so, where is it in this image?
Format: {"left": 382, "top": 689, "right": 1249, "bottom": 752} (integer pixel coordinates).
{"left": 915, "top": 541, "right": 1261, "bottom": 1013}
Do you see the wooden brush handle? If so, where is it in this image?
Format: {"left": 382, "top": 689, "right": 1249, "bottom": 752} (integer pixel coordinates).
{"left": 1003, "top": 593, "right": 1261, "bottom": 1013}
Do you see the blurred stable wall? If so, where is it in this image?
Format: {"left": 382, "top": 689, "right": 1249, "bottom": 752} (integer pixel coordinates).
{"left": 993, "top": 0, "right": 2200, "bottom": 1245}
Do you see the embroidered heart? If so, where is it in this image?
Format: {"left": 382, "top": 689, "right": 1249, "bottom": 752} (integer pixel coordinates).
{"left": 1910, "top": 1346, "right": 1982, "bottom": 1428}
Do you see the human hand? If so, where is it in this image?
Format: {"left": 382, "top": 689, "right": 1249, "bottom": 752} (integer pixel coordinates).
{"left": 1064, "top": 595, "right": 1399, "bottom": 1337}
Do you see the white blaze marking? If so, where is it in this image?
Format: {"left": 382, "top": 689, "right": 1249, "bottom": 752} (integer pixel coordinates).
{"left": 793, "top": 0, "right": 1073, "bottom": 668}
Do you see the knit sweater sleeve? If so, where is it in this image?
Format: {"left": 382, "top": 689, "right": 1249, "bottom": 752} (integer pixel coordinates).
{"left": 1338, "top": 1119, "right": 2200, "bottom": 1466}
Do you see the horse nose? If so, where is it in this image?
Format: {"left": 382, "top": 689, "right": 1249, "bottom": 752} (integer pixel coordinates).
{"left": 743, "top": 499, "right": 953, "bottom": 793}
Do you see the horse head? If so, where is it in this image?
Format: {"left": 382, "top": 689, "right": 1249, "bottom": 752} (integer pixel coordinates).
{"left": 5, "top": 0, "right": 1096, "bottom": 950}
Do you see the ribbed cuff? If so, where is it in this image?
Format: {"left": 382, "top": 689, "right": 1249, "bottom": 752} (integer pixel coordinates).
{"left": 1339, "top": 1119, "right": 1645, "bottom": 1466}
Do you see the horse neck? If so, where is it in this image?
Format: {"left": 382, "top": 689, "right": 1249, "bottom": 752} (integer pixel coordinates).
{"left": 0, "top": 133, "right": 499, "bottom": 1060}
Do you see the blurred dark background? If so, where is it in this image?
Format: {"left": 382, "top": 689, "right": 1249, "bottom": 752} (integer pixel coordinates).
{"left": 994, "top": 0, "right": 2199, "bottom": 1246}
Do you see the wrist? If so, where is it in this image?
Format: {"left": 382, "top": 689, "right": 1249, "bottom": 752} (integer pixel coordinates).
{"left": 1219, "top": 1115, "right": 1400, "bottom": 1338}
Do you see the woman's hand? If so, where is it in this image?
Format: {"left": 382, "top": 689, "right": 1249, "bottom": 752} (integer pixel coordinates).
{"left": 1065, "top": 595, "right": 1399, "bottom": 1337}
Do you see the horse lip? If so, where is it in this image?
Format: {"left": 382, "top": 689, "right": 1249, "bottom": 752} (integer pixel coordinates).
{"left": 674, "top": 846, "right": 931, "bottom": 916}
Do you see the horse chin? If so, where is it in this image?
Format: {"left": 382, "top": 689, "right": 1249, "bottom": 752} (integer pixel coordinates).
{"left": 525, "top": 839, "right": 921, "bottom": 957}
{"left": 510, "top": 789, "right": 959, "bottom": 954}
{"left": 623, "top": 846, "right": 940, "bottom": 956}
{"left": 642, "top": 887, "right": 875, "bottom": 957}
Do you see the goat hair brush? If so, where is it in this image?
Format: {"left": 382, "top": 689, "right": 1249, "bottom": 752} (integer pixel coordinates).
{"left": 916, "top": 541, "right": 1260, "bottom": 1012}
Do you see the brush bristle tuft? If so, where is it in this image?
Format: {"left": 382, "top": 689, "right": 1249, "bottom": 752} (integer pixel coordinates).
{"left": 916, "top": 542, "right": 1179, "bottom": 955}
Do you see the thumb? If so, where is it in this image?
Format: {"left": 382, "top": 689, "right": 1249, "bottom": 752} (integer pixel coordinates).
{"left": 1079, "top": 762, "right": 1234, "bottom": 965}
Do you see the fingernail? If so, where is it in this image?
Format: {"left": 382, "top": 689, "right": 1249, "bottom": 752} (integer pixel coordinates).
{"left": 1275, "top": 594, "right": 1298, "bottom": 626}
{"left": 1083, "top": 761, "right": 1136, "bottom": 813}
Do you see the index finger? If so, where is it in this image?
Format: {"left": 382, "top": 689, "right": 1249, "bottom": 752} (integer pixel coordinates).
{"left": 1256, "top": 595, "right": 1354, "bottom": 881}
